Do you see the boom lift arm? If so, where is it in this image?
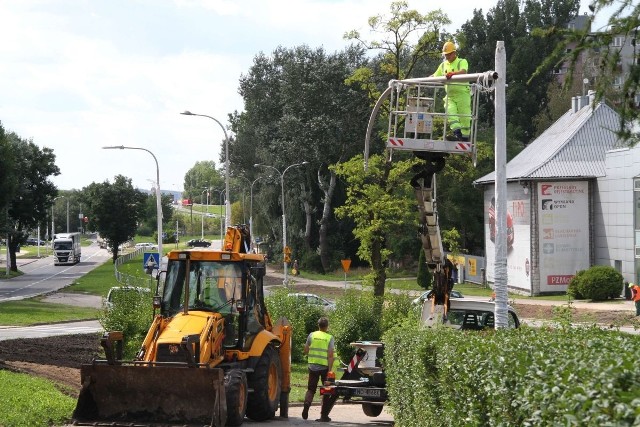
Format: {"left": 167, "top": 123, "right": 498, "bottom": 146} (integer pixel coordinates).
{"left": 364, "top": 73, "right": 498, "bottom": 322}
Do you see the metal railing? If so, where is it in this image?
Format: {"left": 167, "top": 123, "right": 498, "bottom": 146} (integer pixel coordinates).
{"left": 113, "top": 247, "right": 155, "bottom": 289}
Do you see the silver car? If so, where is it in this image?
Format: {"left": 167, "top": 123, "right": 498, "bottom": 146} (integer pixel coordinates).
{"left": 420, "top": 298, "right": 520, "bottom": 329}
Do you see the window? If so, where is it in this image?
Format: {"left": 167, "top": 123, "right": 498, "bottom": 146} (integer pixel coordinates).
{"left": 612, "top": 36, "right": 624, "bottom": 47}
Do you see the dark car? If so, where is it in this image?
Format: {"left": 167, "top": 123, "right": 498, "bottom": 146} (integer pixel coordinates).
{"left": 187, "top": 239, "right": 211, "bottom": 248}
{"left": 26, "top": 238, "right": 45, "bottom": 246}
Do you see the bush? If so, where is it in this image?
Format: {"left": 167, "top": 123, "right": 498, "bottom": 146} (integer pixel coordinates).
{"left": 265, "top": 288, "right": 325, "bottom": 363}
{"left": 99, "top": 287, "right": 154, "bottom": 358}
{"left": 330, "top": 289, "right": 383, "bottom": 362}
{"left": 384, "top": 325, "right": 640, "bottom": 427}
{"left": 567, "top": 269, "right": 585, "bottom": 299}
{"left": 417, "top": 249, "right": 432, "bottom": 290}
{"left": 572, "top": 265, "right": 623, "bottom": 301}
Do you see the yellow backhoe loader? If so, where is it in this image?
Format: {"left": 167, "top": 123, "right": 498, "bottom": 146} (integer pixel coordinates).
{"left": 73, "top": 225, "right": 292, "bottom": 426}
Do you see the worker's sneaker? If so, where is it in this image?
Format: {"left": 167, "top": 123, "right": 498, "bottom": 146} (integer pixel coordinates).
{"left": 316, "top": 416, "right": 332, "bottom": 422}
{"left": 302, "top": 403, "right": 310, "bottom": 420}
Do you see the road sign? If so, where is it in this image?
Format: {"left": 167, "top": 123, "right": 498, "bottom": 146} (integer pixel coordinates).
{"left": 341, "top": 259, "right": 351, "bottom": 273}
{"left": 143, "top": 252, "right": 160, "bottom": 274}
{"left": 284, "top": 254, "right": 291, "bottom": 263}
{"left": 284, "top": 246, "right": 292, "bottom": 255}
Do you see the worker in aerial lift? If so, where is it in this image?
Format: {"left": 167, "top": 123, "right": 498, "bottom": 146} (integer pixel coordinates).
{"left": 431, "top": 41, "right": 471, "bottom": 141}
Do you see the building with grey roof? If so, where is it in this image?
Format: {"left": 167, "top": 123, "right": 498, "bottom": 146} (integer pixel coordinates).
{"left": 475, "top": 93, "right": 632, "bottom": 295}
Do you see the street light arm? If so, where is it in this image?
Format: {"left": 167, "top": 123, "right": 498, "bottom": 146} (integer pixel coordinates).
{"left": 102, "top": 145, "right": 163, "bottom": 261}
{"left": 181, "top": 111, "right": 231, "bottom": 230}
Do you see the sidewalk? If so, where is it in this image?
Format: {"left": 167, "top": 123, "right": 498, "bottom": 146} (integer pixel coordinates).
{"left": 265, "top": 266, "right": 636, "bottom": 313}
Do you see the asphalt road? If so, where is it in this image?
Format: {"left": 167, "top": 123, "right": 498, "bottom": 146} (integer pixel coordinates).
{"left": 0, "top": 243, "right": 111, "bottom": 302}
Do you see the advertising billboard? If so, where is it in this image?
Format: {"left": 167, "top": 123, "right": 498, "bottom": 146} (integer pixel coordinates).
{"left": 485, "top": 184, "right": 532, "bottom": 291}
{"left": 537, "top": 181, "right": 589, "bottom": 292}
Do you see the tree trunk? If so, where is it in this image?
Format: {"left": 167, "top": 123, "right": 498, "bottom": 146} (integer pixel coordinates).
{"left": 370, "top": 231, "right": 386, "bottom": 297}
{"left": 8, "top": 234, "right": 18, "bottom": 272}
{"left": 301, "top": 183, "right": 313, "bottom": 250}
{"left": 317, "top": 168, "right": 337, "bottom": 272}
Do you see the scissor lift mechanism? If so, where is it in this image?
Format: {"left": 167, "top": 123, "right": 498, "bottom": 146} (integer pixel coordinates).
{"left": 364, "top": 72, "right": 498, "bottom": 316}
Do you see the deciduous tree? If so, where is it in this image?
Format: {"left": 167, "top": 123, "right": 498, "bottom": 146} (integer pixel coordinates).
{"left": 83, "top": 175, "right": 146, "bottom": 262}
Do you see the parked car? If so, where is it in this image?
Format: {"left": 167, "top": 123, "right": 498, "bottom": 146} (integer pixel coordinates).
{"left": 420, "top": 298, "right": 520, "bottom": 329}
{"left": 135, "top": 242, "right": 158, "bottom": 251}
{"left": 25, "top": 237, "right": 45, "bottom": 246}
{"left": 105, "top": 286, "right": 151, "bottom": 310}
{"left": 187, "top": 239, "right": 211, "bottom": 248}
{"left": 412, "top": 289, "right": 464, "bottom": 305}
{"left": 288, "top": 292, "right": 336, "bottom": 311}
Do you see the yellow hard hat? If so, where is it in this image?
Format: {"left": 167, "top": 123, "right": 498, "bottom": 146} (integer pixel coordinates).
{"left": 442, "top": 41, "right": 456, "bottom": 55}
{"left": 629, "top": 282, "right": 635, "bottom": 288}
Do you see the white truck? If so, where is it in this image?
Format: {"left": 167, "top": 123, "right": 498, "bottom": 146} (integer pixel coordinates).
{"left": 53, "top": 232, "right": 81, "bottom": 266}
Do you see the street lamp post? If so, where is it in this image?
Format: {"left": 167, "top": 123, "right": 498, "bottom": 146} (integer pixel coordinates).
{"left": 180, "top": 111, "right": 231, "bottom": 231}
{"left": 254, "top": 161, "right": 308, "bottom": 286}
{"left": 213, "top": 189, "right": 225, "bottom": 242}
{"left": 200, "top": 189, "right": 207, "bottom": 239}
{"left": 52, "top": 196, "right": 64, "bottom": 241}
{"left": 248, "top": 177, "right": 265, "bottom": 252}
{"left": 102, "top": 145, "right": 163, "bottom": 261}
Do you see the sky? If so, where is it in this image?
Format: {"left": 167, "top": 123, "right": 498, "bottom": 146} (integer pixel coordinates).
{"left": 0, "top": 0, "right": 600, "bottom": 193}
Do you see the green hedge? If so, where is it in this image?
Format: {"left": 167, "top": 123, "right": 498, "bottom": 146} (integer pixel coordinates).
{"left": 384, "top": 323, "right": 640, "bottom": 426}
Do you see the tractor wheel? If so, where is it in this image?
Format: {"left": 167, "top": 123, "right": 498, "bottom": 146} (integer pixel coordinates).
{"left": 224, "top": 369, "right": 248, "bottom": 426}
{"left": 246, "top": 345, "right": 281, "bottom": 421}
{"left": 362, "top": 403, "right": 384, "bottom": 417}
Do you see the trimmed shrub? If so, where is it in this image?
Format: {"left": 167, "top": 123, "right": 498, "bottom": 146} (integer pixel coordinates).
{"left": 384, "top": 325, "right": 640, "bottom": 427}
{"left": 567, "top": 269, "right": 585, "bottom": 299}
{"left": 573, "top": 265, "right": 623, "bottom": 301}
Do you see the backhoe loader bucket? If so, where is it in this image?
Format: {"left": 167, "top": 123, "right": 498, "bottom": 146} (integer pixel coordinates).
{"left": 73, "top": 363, "right": 227, "bottom": 426}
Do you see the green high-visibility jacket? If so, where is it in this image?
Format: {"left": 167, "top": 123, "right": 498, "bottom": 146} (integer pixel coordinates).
{"left": 307, "top": 330, "right": 332, "bottom": 366}
{"left": 433, "top": 57, "right": 470, "bottom": 97}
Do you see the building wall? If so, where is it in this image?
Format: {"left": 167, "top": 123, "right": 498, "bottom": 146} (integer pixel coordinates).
{"left": 594, "top": 147, "right": 637, "bottom": 283}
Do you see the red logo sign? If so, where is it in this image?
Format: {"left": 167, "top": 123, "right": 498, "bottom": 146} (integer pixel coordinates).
{"left": 547, "top": 275, "right": 573, "bottom": 285}
{"left": 541, "top": 184, "right": 553, "bottom": 195}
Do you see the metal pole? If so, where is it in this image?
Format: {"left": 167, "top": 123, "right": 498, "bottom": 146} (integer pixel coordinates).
{"left": 254, "top": 162, "right": 308, "bottom": 286}
{"left": 180, "top": 111, "right": 231, "bottom": 230}
{"left": 102, "top": 145, "right": 163, "bottom": 261}
{"left": 201, "top": 189, "right": 206, "bottom": 240}
{"left": 494, "top": 41, "right": 508, "bottom": 329}
{"left": 66, "top": 199, "right": 69, "bottom": 233}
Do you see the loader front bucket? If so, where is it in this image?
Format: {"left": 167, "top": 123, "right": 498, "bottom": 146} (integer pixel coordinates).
{"left": 73, "top": 363, "right": 227, "bottom": 427}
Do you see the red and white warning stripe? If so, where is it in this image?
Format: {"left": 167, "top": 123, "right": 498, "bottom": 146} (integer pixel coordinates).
{"left": 387, "top": 138, "right": 404, "bottom": 147}
{"left": 455, "top": 142, "right": 472, "bottom": 151}
{"left": 347, "top": 351, "right": 364, "bottom": 373}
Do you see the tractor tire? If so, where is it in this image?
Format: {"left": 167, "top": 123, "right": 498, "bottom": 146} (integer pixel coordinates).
{"left": 362, "top": 403, "right": 384, "bottom": 417}
{"left": 246, "top": 345, "right": 282, "bottom": 421}
{"left": 224, "top": 369, "right": 248, "bottom": 426}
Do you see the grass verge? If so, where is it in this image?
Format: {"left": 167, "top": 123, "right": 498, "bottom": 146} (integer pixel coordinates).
{"left": 0, "top": 370, "right": 76, "bottom": 427}
{"left": 0, "top": 299, "right": 100, "bottom": 326}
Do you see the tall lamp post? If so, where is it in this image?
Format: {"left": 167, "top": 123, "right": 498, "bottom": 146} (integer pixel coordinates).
{"left": 180, "top": 111, "right": 231, "bottom": 231}
{"left": 200, "top": 189, "right": 207, "bottom": 239}
{"left": 254, "top": 161, "right": 308, "bottom": 286}
{"left": 102, "top": 145, "right": 163, "bottom": 261}
{"left": 211, "top": 189, "right": 225, "bottom": 243}
{"left": 52, "top": 196, "right": 64, "bottom": 241}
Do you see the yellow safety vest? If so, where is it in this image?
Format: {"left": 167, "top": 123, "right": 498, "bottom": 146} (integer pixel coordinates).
{"left": 307, "top": 330, "right": 331, "bottom": 366}
{"left": 434, "top": 57, "right": 470, "bottom": 97}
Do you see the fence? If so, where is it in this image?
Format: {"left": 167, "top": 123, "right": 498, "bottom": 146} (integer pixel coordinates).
{"left": 448, "top": 253, "right": 486, "bottom": 286}
{"left": 113, "top": 246, "right": 155, "bottom": 289}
